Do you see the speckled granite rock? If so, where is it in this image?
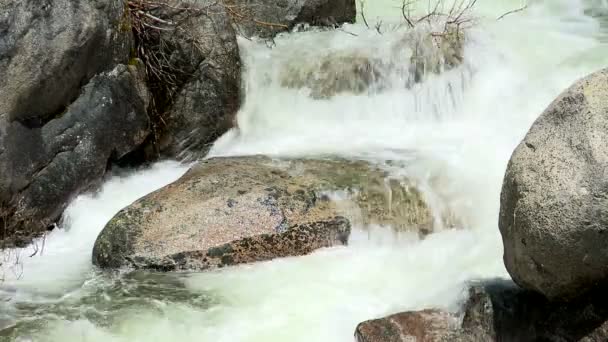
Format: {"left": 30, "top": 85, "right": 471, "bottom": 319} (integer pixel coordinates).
{"left": 500, "top": 68, "right": 608, "bottom": 300}
{"left": 93, "top": 156, "right": 439, "bottom": 270}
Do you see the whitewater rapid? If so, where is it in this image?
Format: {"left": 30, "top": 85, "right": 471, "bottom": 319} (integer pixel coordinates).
{"left": 2, "top": 1, "right": 608, "bottom": 341}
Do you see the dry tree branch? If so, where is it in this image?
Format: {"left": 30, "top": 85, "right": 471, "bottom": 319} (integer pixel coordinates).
{"left": 416, "top": 0, "right": 443, "bottom": 24}
{"left": 375, "top": 20, "right": 383, "bottom": 34}
{"left": 401, "top": 0, "right": 416, "bottom": 28}
{"left": 497, "top": 4, "right": 528, "bottom": 20}
{"left": 359, "top": 0, "right": 370, "bottom": 29}
{"left": 338, "top": 28, "right": 359, "bottom": 36}
{"left": 0, "top": 203, "right": 36, "bottom": 281}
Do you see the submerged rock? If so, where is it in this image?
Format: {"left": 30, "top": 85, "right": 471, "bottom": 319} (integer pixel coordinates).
{"left": 225, "top": 0, "right": 356, "bottom": 38}
{"left": 93, "top": 156, "right": 440, "bottom": 270}
{"left": 146, "top": 0, "right": 241, "bottom": 160}
{"left": 355, "top": 280, "right": 608, "bottom": 342}
{"left": 0, "top": 64, "right": 150, "bottom": 246}
{"left": 405, "top": 27, "right": 464, "bottom": 82}
{"left": 278, "top": 25, "right": 465, "bottom": 99}
{"left": 280, "top": 54, "right": 386, "bottom": 99}
{"left": 499, "top": 68, "right": 608, "bottom": 300}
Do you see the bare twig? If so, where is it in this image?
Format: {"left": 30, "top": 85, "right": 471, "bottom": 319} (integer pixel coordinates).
{"left": 401, "top": 0, "right": 415, "bottom": 28}
{"left": 338, "top": 28, "right": 359, "bottom": 37}
{"left": 359, "top": 0, "right": 370, "bottom": 29}
{"left": 497, "top": 5, "right": 528, "bottom": 20}
{"left": 375, "top": 21, "right": 383, "bottom": 34}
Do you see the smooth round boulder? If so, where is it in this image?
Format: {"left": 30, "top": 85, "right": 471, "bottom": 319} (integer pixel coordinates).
{"left": 499, "top": 68, "right": 608, "bottom": 300}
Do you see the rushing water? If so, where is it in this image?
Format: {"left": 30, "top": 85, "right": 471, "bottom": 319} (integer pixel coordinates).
{"left": 2, "top": 1, "right": 608, "bottom": 341}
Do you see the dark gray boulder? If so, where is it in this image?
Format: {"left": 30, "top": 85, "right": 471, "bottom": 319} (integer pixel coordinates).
{"left": 0, "top": 64, "right": 150, "bottom": 246}
{"left": 225, "top": 0, "right": 357, "bottom": 38}
{"left": 0, "top": 0, "right": 132, "bottom": 124}
{"left": 499, "top": 68, "right": 608, "bottom": 300}
{"left": 134, "top": 0, "right": 241, "bottom": 160}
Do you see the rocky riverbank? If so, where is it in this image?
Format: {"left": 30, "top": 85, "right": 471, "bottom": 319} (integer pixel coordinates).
{"left": 0, "top": 0, "right": 467, "bottom": 250}
{"left": 0, "top": 0, "right": 358, "bottom": 247}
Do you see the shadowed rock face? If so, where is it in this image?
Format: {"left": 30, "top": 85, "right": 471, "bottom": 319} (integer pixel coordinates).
{"left": 225, "top": 0, "right": 356, "bottom": 38}
{"left": 0, "top": 64, "right": 150, "bottom": 246}
{"left": 499, "top": 68, "right": 608, "bottom": 300}
{"left": 93, "top": 156, "right": 442, "bottom": 270}
{"left": 145, "top": 0, "right": 241, "bottom": 160}
{"left": 355, "top": 280, "right": 608, "bottom": 342}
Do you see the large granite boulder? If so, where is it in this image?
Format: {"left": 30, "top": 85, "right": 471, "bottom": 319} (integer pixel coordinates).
{"left": 93, "top": 156, "right": 443, "bottom": 270}
{"left": 0, "top": 0, "right": 131, "bottom": 123}
{"left": 138, "top": 0, "right": 241, "bottom": 160}
{"left": 355, "top": 280, "right": 608, "bottom": 342}
{"left": 225, "top": 0, "right": 356, "bottom": 38}
{"left": 0, "top": 64, "right": 150, "bottom": 246}
{"left": 499, "top": 68, "right": 608, "bottom": 300}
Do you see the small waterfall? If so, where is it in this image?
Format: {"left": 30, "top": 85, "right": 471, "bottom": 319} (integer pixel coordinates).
{"left": 209, "top": 22, "right": 475, "bottom": 158}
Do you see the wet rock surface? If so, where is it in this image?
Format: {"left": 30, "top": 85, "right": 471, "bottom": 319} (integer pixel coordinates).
{"left": 93, "top": 156, "right": 440, "bottom": 270}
